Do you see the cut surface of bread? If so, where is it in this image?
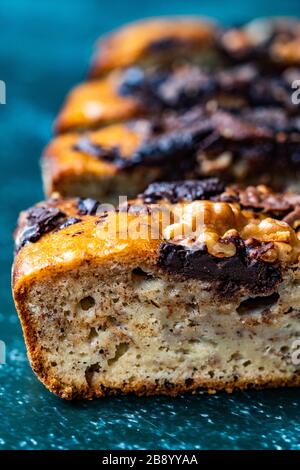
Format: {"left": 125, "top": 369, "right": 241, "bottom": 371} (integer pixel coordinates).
{"left": 13, "top": 180, "right": 300, "bottom": 399}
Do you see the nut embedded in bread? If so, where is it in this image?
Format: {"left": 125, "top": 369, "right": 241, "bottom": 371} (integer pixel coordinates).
{"left": 12, "top": 180, "right": 300, "bottom": 399}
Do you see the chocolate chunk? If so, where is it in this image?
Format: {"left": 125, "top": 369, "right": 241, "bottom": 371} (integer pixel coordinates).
{"left": 248, "top": 78, "right": 292, "bottom": 109}
{"left": 141, "top": 178, "right": 226, "bottom": 204}
{"left": 25, "top": 206, "right": 64, "bottom": 227}
{"left": 56, "top": 217, "right": 82, "bottom": 231}
{"left": 73, "top": 137, "right": 121, "bottom": 162}
{"left": 119, "top": 65, "right": 216, "bottom": 110}
{"left": 156, "top": 67, "right": 217, "bottom": 108}
{"left": 118, "top": 66, "right": 167, "bottom": 108}
{"left": 211, "top": 110, "right": 272, "bottom": 140}
{"left": 127, "top": 107, "right": 272, "bottom": 172}
{"left": 148, "top": 37, "right": 183, "bottom": 52}
{"left": 291, "top": 151, "right": 300, "bottom": 164}
{"left": 129, "top": 123, "right": 210, "bottom": 168}
{"left": 73, "top": 110, "right": 214, "bottom": 172}
{"left": 217, "top": 64, "right": 258, "bottom": 92}
{"left": 237, "top": 186, "right": 292, "bottom": 215}
{"left": 240, "top": 108, "right": 289, "bottom": 132}
{"left": 78, "top": 198, "right": 101, "bottom": 215}
{"left": 118, "top": 67, "right": 146, "bottom": 96}
{"left": 158, "top": 238, "right": 282, "bottom": 296}
{"left": 15, "top": 206, "right": 66, "bottom": 252}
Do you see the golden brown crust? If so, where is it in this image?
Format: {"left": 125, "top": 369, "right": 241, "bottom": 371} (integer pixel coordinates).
{"left": 42, "top": 132, "right": 115, "bottom": 194}
{"left": 12, "top": 197, "right": 158, "bottom": 291}
{"left": 90, "top": 17, "right": 218, "bottom": 77}
{"left": 43, "top": 123, "right": 147, "bottom": 195}
{"left": 55, "top": 72, "right": 145, "bottom": 133}
{"left": 43, "top": 375, "right": 300, "bottom": 400}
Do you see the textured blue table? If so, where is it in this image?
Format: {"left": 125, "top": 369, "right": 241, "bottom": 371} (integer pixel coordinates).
{"left": 0, "top": 0, "right": 300, "bottom": 450}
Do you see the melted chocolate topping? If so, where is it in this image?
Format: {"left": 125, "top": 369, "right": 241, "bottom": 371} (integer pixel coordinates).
{"left": 73, "top": 106, "right": 290, "bottom": 175}
{"left": 118, "top": 61, "right": 299, "bottom": 113}
{"left": 141, "top": 178, "right": 226, "bottom": 203}
{"left": 154, "top": 67, "right": 217, "bottom": 108}
{"left": 55, "top": 217, "right": 82, "bottom": 231}
{"left": 78, "top": 198, "right": 101, "bottom": 215}
{"left": 154, "top": 179, "right": 299, "bottom": 293}
{"left": 107, "top": 21, "right": 300, "bottom": 180}
{"left": 73, "top": 138, "right": 121, "bottom": 163}
{"left": 15, "top": 206, "right": 66, "bottom": 252}
{"left": 73, "top": 109, "right": 214, "bottom": 171}
{"left": 148, "top": 37, "right": 185, "bottom": 52}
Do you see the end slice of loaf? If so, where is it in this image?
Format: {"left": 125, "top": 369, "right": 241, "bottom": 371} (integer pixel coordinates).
{"left": 12, "top": 180, "right": 300, "bottom": 399}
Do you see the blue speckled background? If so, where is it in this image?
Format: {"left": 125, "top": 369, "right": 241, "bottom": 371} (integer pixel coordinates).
{"left": 0, "top": 0, "right": 300, "bottom": 450}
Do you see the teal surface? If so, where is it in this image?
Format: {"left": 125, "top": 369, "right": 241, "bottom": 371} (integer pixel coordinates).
{"left": 0, "top": 0, "right": 300, "bottom": 450}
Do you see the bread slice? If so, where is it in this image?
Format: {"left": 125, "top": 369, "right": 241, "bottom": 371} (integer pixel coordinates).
{"left": 13, "top": 179, "right": 300, "bottom": 399}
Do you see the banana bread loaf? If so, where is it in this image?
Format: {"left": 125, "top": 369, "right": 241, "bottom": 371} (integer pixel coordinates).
{"left": 45, "top": 17, "right": 300, "bottom": 200}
